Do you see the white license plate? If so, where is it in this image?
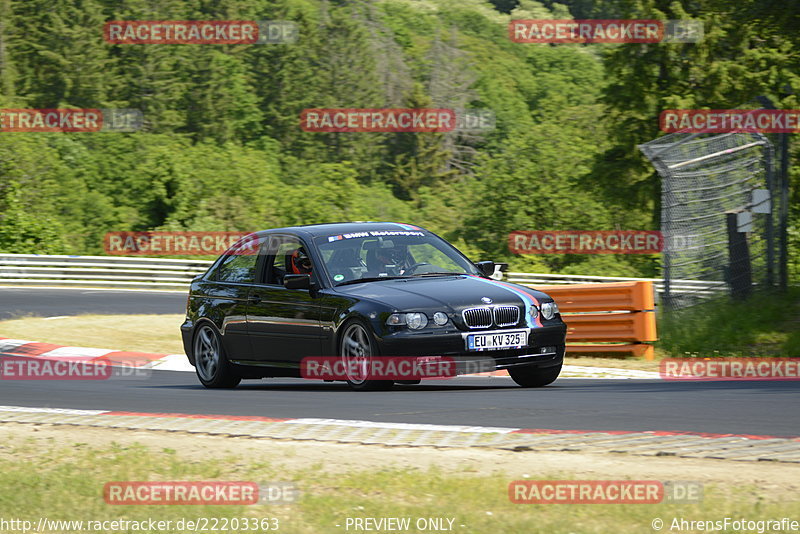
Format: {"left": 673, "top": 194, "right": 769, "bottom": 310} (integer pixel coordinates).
{"left": 467, "top": 330, "right": 528, "bottom": 351}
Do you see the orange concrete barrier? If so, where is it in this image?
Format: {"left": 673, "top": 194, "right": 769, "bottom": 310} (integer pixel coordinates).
{"left": 563, "top": 312, "right": 657, "bottom": 343}
{"left": 536, "top": 281, "right": 655, "bottom": 312}
{"left": 532, "top": 281, "right": 657, "bottom": 360}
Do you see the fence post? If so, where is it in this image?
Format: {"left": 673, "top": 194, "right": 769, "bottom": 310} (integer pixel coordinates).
{"left": 726, "top": 211, "right": 752, "bottom": 300}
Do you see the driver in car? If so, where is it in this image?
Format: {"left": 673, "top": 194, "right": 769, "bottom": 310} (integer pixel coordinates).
{"left": 375, "top": 244, "right": 426, "bottom": 275}
{"left": 378, "top": 246, "right": 404, "bottom": 269}
{"left": 289, "top": 248, "right": 313, "bottom": 275}
{"left": 365, "top": 243, "right": 407, "bottom": 276}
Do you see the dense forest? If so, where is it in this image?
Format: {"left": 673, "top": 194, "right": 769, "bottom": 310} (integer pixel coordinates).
{"left": 0, "top": 0, "right": 797, "bottom": 279}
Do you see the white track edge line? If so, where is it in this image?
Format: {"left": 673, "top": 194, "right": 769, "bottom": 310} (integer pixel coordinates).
{"left": 0, "top": 405, "right": 110, "bottom": 416}
{"left": 0, "top": 405, "right": 520, "bottom": 433}
{"left": 283, "top": 418, "right": 519, "bottom": 433}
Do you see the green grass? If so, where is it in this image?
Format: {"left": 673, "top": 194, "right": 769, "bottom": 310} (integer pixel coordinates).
{"left": 0, "top": 438, "right": 798, "bottom": 533}
{"left": 0, "top": 314, "right": 186, "bottom": 354}
{"left": 657, "top": 288, "right": 800, "bottom": 357}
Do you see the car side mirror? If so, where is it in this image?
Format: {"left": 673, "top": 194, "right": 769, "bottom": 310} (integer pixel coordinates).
{"left": 283, "top": 274, "right": 312, "bottom": 290}
{"left": 475, "top": 261, "right": 495, "bottom": 277}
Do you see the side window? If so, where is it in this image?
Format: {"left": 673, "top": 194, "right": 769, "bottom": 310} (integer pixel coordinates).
{"left": 264, "top": 235, "right": 314, "bottom": 285}
{"left": 215, "top": 237, "right": 261, "bottom": 283}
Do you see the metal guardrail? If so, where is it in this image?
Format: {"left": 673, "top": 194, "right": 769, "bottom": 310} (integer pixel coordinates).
{"left": 0, "top": 254, "right": 211, "bottom": 290}
{"left": 507, "top": 272, "right": 727, "bottom": 297}
{"left": 0, "top": 254, "right": 727, "bottom": 295}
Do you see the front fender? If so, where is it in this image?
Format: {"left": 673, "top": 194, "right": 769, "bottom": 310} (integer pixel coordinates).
{"left": 326, "top": 297, "right": 394, "bottom": 356}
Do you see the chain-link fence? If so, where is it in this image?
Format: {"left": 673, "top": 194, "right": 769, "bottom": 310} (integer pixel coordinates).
{"left": 639, "top": 131, "right": 778, "bottom": 308}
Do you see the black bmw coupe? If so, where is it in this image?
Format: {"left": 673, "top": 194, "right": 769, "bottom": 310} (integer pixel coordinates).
{"left": 181, "top": 222, "right": 567, "bottom": 390}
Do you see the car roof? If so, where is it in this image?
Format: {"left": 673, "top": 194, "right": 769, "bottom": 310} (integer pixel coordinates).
{"left": 257, "top": 222, "right": 428, "bottom": 238}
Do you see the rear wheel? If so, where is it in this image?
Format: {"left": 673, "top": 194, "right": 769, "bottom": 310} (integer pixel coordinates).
{"left": 340, "top": 321, "right": 393, "bottom": 391}
{"left": 194, "top": 324, "right": 241, "bottom": 389}
{"left": 508, "top": 364, "right": 561, "bottom": 388}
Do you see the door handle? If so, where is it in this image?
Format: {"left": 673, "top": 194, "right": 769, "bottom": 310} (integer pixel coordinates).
{"left": 247, "top": 295, "right": 261, "bottom": 304}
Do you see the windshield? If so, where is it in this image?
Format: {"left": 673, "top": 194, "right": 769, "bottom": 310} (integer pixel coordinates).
{"left": 314, "top": 229, "right": 479, "bottom": 285}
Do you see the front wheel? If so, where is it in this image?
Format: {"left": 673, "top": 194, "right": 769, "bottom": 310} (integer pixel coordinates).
{"left": 193, "top": 324, "right": 241, "bottom": 389}
{"left": 340, "top": 321, "right": 393, "bottom": 391}
{"left": 508, "top": 364, "right": 561, "bottom": 388}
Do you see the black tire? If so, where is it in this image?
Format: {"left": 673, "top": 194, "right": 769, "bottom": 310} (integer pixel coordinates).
{"left": 508, "top": 364, "right": 562, "bottom": 388}
{"left": 339, "top": 320, "right": 393, "bottom": 391}
{"left": 193, "top": 323, "right": 241, "bottom": 389}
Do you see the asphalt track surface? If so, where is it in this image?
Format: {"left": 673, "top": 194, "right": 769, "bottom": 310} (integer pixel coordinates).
{"left": 0, "top": 287, "right": 185, "bottom": 319}
{"left": 1, "top": 371, "right": 798, "bottom": 437}
{"left": 1, "top": 287, "right": 798, "bottom": 437}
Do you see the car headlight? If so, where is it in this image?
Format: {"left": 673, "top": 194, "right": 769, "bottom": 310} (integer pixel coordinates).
{"left": 405, "top": 312, "right": 428, "bottom": 330}
{"left": 386, "top": 313, "right": 407, "bottom": 326}
{"left": 540, "top": 301, "right": 559, "bottom": 320}
{"left": 386, "top": 312, "right": 429, "bottom": 329}
{"left": 433, "top": 311, "right": 449, "bottom": 326}
{"left": 529, "top": 305, "right": 539, "bottom": 320}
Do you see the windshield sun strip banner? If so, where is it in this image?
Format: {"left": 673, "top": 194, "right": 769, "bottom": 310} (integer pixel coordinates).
{"left": 392, "top": 223, "right": 422, "bottom": 231}
{"left": 324, "top": 229, "right": 425, "bottom": 242}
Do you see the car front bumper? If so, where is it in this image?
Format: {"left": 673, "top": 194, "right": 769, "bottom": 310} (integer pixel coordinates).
{"left": 375, "top": 322, "right": 567, "bottom": 374}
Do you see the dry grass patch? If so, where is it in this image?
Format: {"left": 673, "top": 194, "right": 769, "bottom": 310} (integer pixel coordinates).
{"left": 0, "top": 314, "right": 186, "bottom": 354}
